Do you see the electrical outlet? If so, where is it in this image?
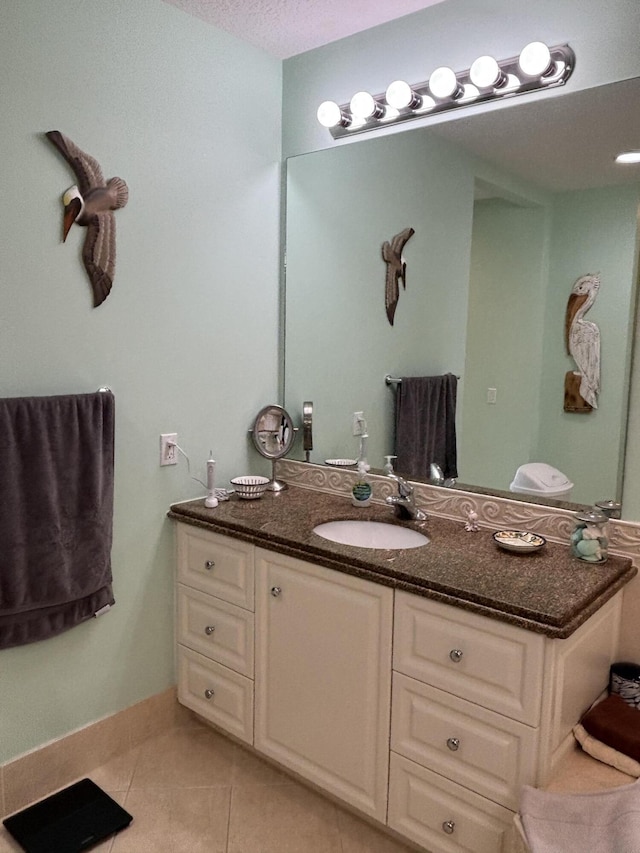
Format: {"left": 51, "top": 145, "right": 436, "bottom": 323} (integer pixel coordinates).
{"left": 487, "top": 388, "right": 497, "bottom": 404}
{"left": 352, "top": 412, "right": 364, "bottom": 436}
{"left": 160, "top": 433, "right": 178, "bottom": 466}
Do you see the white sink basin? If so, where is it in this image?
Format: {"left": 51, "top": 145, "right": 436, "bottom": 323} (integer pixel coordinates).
{"left": 313, "top": 520, "right": 429, "bottom": 550}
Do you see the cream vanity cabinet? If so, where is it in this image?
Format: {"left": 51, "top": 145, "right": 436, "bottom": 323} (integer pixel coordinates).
{"left": 175, "top": 522, "right": 623, "bottom": 853}
{"left": 388, "top": 590, "right": 622, "bottom": 853}
{"left": 254, "top": 547, "right": 393, "bottom": 822}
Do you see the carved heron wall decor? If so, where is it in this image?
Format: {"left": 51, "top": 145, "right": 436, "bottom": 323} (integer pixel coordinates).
{"left": 564, "top": 273, "right": 601, "bottom": 411}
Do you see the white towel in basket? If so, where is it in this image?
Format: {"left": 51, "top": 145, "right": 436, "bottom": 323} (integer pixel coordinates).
{"left": 519, "top": 779, "right": 640, "bottom": 853}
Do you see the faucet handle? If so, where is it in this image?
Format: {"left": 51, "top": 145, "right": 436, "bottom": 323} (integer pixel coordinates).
{"left": 395, "top": 476, "right": 413, "bottom": 498}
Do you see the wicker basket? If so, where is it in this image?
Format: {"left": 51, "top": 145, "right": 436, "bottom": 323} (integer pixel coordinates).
{"left": 230, "top": 475, "right": 270, "bottom": 500}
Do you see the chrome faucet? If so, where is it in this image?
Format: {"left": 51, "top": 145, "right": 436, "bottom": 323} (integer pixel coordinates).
{"left": 386, "top": 476, "right": 427, "bottom": 521}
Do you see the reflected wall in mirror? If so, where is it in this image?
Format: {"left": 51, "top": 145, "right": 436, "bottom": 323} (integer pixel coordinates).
{"left": 284, "top": 79, "right": 640, "bottom": 516}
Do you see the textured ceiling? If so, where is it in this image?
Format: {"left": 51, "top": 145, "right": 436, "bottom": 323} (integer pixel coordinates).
{"left": 161, "top": 0, "right": 447, "bottom": 58}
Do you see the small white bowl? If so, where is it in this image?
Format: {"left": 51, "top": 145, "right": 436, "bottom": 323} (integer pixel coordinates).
{"left": 325, "top": 459, "right": 358, "bottom": 467}
{"left": 230, "top": 475, "right": 270, "bottom": 500}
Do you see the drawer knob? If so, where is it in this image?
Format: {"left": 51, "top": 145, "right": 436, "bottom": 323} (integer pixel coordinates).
{"left": 204, "top": 689, "right": 215, "bottom": 700}
{"left": 446, "top": 737, "right": 460, "bottom": 752}
{"left": 449, "top": 648, "right": 464, "bottom": 663}
{"left": 271, "top": 586, "right": 282, "bottom": 597}
{"left": 204, "top": 625, "right": 215, "bottom": 636}
{"left": 204, "top": 560, "right": 215, "bottom": 570}
{"left": 442, "top": 820, "right": 455, "bottom": 835}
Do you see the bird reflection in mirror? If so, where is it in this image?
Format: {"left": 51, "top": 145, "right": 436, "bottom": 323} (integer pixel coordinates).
{"left": 564, "top": 273, "right": 601, "bottom": 411}
{"left": 46, "top": 130, "right": 128, "bottom": 307}
{"left": 382, "top": 226, "right": 414, "bottom": 325}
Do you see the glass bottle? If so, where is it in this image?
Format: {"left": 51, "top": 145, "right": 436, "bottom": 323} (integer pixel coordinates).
{"left": 571, "top": 509, "right": 609, "bottom": 563}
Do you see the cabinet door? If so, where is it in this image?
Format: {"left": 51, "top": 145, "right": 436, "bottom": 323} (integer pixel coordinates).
{"left": 254, "top": 549, "right": 393, "bottom": 822}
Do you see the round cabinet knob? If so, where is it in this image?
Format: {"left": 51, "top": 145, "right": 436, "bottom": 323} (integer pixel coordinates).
{"left": 446, "top": 737, "right": 460, "bottom": 751}
{"left": 449, "top": 648, "right": 464, "bottom": 663}
{"left": 271, "top": 586, "right": 282, "bottom": 597}
{"left": 204, "top": 689, "right": 215, "bottom": 700}
{"left": 442, "top": 820, "right": 455, "bottom": 835}
{"left": 204, "top": 560, "right": 215, "bottom": 570}
{"left": 204, "top": 625, "right": 215, "bottom": 635}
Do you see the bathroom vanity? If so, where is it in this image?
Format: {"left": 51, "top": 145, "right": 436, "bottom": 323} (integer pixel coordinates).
{"left": 169, "top": 484, "right": 635, "bottom": 853}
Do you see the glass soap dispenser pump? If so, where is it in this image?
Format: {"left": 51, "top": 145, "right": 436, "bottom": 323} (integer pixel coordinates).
{"left": 571, "top": 509, "right": 609, "bottom": 563}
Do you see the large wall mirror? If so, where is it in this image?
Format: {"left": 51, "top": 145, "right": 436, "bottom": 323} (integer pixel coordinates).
{"left": 283, "top": 78, "right": 640, "bottom": 517}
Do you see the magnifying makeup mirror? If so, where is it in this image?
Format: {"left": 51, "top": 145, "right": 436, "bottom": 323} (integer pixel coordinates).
{"left": 251, "top": 404, "right": 296, "bottom": 491}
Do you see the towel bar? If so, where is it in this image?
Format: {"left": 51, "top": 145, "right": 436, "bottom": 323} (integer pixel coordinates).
{"left": 385, "top": 373, "right": 460, "bottom": 386}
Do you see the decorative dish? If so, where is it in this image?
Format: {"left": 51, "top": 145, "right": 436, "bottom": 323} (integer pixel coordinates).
{"left": 493, "top": 530, "right": 546, "bottom": 553}
{"left": 325, "top": 458, "right": 358, "bottom": 467}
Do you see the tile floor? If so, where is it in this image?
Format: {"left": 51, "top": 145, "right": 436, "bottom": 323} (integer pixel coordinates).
{"left": 0, "top": 714, "right": 418, "bottom": 853}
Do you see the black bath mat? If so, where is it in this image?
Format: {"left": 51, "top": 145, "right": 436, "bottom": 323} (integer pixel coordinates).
{"left": 2, "top": 777, "right": 132, "bottom": 852}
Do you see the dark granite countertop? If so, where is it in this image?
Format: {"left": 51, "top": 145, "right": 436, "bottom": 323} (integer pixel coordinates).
{"left": 168, "top": 487, "right": 636, "bottom": 639}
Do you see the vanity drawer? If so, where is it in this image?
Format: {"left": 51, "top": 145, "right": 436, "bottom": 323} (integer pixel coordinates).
{"left": 388, "top": 752, "right": 515, "bottom": 853}
{"left": 391, "top": 673, "right": 537, "bottom": 810}
{"left": 177, "top": 645, "right": 254, "bottom": 745}
{"left": 177, "top": 524, "right": 254, "bottom": 611}
{"left": 393, "top": 592, "right": 545, "bottom": 725}
{"left": 177, "top": 584, "right": 254, "bottom": 677}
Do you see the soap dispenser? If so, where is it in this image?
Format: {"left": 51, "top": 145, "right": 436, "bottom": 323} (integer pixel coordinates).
{"left": 384, "top": 455, "right": 397, "bottom": 476}
{"left": 352, "top": 461, "right": 372, "bottom": 507}
{"left": 357, "top": 433, "right": 370, "bottom": 472}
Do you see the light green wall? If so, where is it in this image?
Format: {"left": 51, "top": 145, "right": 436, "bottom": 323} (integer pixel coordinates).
{"left": 536, "top": 186, "right": 640, "bottom": 505}
{"left": 285, "top": 130, "right": 475, "bottom": 468}
{"left": 0, "top": 0, "right": 281, "bottom": 763}
{"left": 461, "top": 200, "right": 549, "bottom": 491}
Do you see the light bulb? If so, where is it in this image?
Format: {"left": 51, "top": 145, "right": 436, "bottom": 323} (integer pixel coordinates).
{"left": 316, "top": 100, "right": 348, "bottom": 129}
{"left": 429, "top": 66, "right": 462, "bottom": 100}
{"left": 469, "top": 55, "right": 507, "bottom": 89}
{"left": 349, "top": 91, "right": 384, "bottom": 120}
{"left": 616, "top": 151, "right": 640, "bottom": 164}
{"left": 385, "top": 80, "right": 422, "bottom": 110}
{"left": 518, "top": 41, "right": 554, "bottom": 77}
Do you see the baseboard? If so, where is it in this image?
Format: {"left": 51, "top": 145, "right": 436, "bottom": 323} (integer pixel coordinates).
{"left": 1, "top": 686, "right": 182, "bottom": 818}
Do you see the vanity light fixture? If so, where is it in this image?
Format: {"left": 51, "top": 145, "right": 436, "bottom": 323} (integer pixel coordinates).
{"left": 316, "top": 100, "right": 351, "bottom": 129}
{"left": 317, "top": 41, "right": 575, "bottom": 139}
{"left": 615, "top": 151, "right": 640, "bottom": 164}
{"left": 428, "top": 66, "right": 464, "bottom": 100}
{"left": 385, "top": 80, "right": 422, "bottom": 110}
{"left": 350, "top": 90, "right": 386, "bottom": 120}
{"left": 469, "top": 55, "right": 508, "bottom": 90}
{"left": 518, "top": 41, "right": 556, "bottom": 78}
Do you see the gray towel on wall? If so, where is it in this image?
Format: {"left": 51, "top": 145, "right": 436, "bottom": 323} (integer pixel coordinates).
{"left": 395, "top": 374, "right": 458, "bottom": 481}
{"left": 0, "top": 391, "right": 115, "bottom": 649}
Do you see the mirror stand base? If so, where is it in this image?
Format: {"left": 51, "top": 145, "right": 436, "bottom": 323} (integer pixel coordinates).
{"left": 269, "top": 458, "right": 288, "bottom": 491}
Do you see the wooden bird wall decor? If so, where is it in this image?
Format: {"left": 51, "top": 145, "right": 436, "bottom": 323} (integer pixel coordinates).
{"left": 46, "top": 130, "right": 128, "bottom": 307}
{"left": 564, "top": 273, "right": 601, "bottom": 412}
{"left": 382, "top": 227, "right": 415, "bottom": 326}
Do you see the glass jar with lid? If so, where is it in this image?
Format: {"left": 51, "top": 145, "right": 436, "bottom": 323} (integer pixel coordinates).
{"left": 571, "top": 509, "right": 609, "bottom": 563}
{"left": 594, "top": 499, "right": 622, "bottom": 520}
